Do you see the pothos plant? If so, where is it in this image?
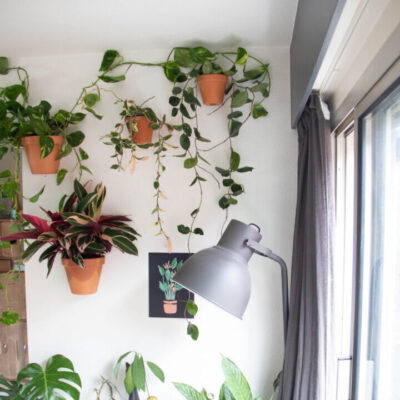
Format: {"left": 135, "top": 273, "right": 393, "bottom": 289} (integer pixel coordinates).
{"left": 87, "top": 47, "right": 270, "bottom": 251}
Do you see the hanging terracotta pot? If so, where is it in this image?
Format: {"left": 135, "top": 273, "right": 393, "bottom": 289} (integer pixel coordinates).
{"left": 163, "top": 300, "right": 177, "bottom": 314}
{"left": 21, "top": 135, "right": 64, "bottom": 175}
{"left": 197, "top": 74, "right": 229, "bottom": 106}
{"left": 125, "top": 115, "right": 153, "bottom": 145}
{"left": 62, "top": 257, "right": 105, "bottom": 295}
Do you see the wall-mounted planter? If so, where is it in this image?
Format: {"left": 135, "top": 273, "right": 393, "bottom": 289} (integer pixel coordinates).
{"left": 21, "top": 136, "right": 64, "bottom": 175}
{"left": 126, "top": 116, "right": 153, "bottom": 145}
{"left": 197, "top": 74, "right": 229, "bottom": 106}
{"left": 163, "top": 300, "right": 177, "bottom": 314}
{"left": 62, "top": 257, "right": 105, "bottom": 295}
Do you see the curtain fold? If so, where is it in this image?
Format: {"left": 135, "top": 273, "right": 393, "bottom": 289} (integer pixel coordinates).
{"left": 279, "top": 92, "right": 335, "bottom": 400}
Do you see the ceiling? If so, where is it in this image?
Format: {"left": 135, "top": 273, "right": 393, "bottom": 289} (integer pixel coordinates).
{"left": 0, "top": 0, "right": 299, "bottom": 58}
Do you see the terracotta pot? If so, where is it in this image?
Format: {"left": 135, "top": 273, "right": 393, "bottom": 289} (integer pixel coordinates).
{"left": 197, "top": 74, "right": 229, "bottom": 106}
{"left": 62, "top": 257, "right": 105, "bottom": 295}
{"left": 21, "top": 135, "right": 64, "bottom": 175}
{"left": 163, "top": 300, "right": 177, "bottom": 314}
{"left": 125, "top": 116, "right": 153, "bottom": 144}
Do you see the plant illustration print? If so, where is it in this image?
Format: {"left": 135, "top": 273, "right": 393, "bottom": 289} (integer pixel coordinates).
{"left": 158, "top": 258, "right": 183, "bottom": 314}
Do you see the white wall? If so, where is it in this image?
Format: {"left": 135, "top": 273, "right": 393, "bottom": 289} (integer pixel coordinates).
{"left": 17, "top": 47, "right": 297, "bottom": 399}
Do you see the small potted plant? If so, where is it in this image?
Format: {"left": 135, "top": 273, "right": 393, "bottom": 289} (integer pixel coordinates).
{"left": 122, "top": 100, "right": 159, "bottom": 145}
{"left": 158, "top": 257, "right": 183, "bottom": 314}
{"left": 0, "top": 179, "right": 139, "bottom": 295}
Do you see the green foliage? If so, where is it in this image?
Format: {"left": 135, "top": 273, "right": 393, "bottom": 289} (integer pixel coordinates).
{"left": 114, "top": 351, "right": 164, "bottom": 397}
{"left": 0, "top": 354, "right": 82, "bottom": 400}
{"left": 187, "top": 323, "right": 199, "bottom": 341}
{"left": 0, "top": 310, "right": 19, "bottom": 325}
{"left": 158, "top": 257, "right": 183, "bottom": 300}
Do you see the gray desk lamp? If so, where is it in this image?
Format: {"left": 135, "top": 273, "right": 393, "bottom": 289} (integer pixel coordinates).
{"left": 173, "top": 219, "right": 289, "bottom": 341}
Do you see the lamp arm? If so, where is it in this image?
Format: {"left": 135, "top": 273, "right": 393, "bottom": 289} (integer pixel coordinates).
{"left": 246, "top": 240, "right": 289, "bottom": 344}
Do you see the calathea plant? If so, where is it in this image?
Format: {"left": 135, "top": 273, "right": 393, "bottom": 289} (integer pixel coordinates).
{"left": 1, "top": 179, "right": 139, "bottom": 271}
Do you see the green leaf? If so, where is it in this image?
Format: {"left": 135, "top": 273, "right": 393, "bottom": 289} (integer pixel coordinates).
{"left": 66, "top": 130, "right": 85, "bottom": 147}
{"left": 187, "top": 323, "right": 199, "bottom": 340}
{"left": 99, "top": 74, "right": 126, "bottom": 83}
{"left": 227, "top": 111, "right": 243, "bottom": 119}
{"left": 183, "top": 90, "right": 201, "bottom": 106}
{"left": 39, "top": 135, "right": 54, "bottom": 158}
{"left": 58, "top": 194, "right": 67, "bottom": 211}
{"left": 0, "top": 169, "right": 11, "bottom": 179}
{"left": 190, "top": 208, "right": 199, "bottom": 217}
{"left": 83, "top": 93, "right": 100, "bottom": 107}
{"left": 243, "top": 66, "right": 265, "bottom": 80}
{"left": 125, "top": 363, "right": 135, "bottom": 394}
{"left": 0, "top": 310, "right": 19, "bottom": 325}
{"left": 235, "top": 48, "right": 248, "bottom": 66}
{"left": 99, "top": 50, "right": 122, "bottom": 71}
{"left": 223, "top": 179, "right": 234, "bottom": 187}
{"left": 193, "top": 228, "right": 204, "bottom": 235}
{"left": 230, "top": 151, "right": 240, "bottom": 171}
{"left": 186, "top": 299, "right": 198, "bottom": 316}
{"left": 0, "top": 57, "right": 9, "bottom": 75}
{"left": 113, "top": 351, "right": 132, "bottom": 379}
{"left": 111, "top": 236, "right": 138, "bottom": 255}
{"left": 231, "top": 184, "right": 244, "bottom": 196}
{"left": 180, "top": 134, "right": 190, "bottom": 151}
{"left": 132, "top": 353, "right": 146, "bottom": 392}
{"left": 172, "top": 86, "right": 182, "bottom": 95}
{"left": 3, "top": 181, "right": 18, "bottom": 198}
{"left": 70, "top": 112, "right": 86, "bottom": 123}
{"left": 169, "top": 96, "right": 180, "bottom": 106}
{"left": 219, "top": 196, "right": 230, "bottom": 209}
{"left": 4, "top": 84, "right": 25, "bottom": 101}
{"left": 215, "top": 167, "right": 230, "bottom": 177}
{"left": 28, "top": 185, "right": 45, "bottom": 203}
{"left": 147, "top": 361, "right": 165, "bottom": 383}
{"left": 179, "top": 103, "right": 192, "bottom": 119}
{"left": 184, "top": 157, "right": 197, "bottom": 168}
{"left": 174, "top": 47, "right": 196, "bottom": 68}
{"left": 79, "top": 147, "right": 89, "bottom": 160}
{"left": 74, "top": 179, "right": 87, "bottom": 200}
{"left": 190, "top": 47, "right": 216, "bottom": 63}
{"left": 182, "top": 123, "right": 192, "bottom": 135}
{"left": 177, "top": 224, "right": 190, "bottom": 234}
{"left": 85, "top": 106, "right": 103, "bottom": 120}
{"left": 231, "top": 91, "right": 248, "bottom": 108}
{"left": 221, "top": 355, "right": 252, "bottom": 400}
{"left": 252, "top": 104, "right": 268, "bottom": 119}
{"left": 173, "top": 383, "right": 205, "bottom": 400}
{"left": 18, "top": 354, "right": 82, "bottom": 400}
{"left": 0, "top": 146, "right": 8, "bottom": 160}
{"left": 202, "top": 61, "right": 213, "bottom": 74}
{"left": 219, "top": 383, "right": 236, "bottom": 400}
{"left": 229, "top": 120, "right": 242, "bottom": 137}
{"left": 164, "top": 61, "right": 181, "bottom": 82}
{"left": 237, "top": 166, "right": 253, "bottom": 173}
{"left": 250, "top": 82, "right": 269, "bottom": 96}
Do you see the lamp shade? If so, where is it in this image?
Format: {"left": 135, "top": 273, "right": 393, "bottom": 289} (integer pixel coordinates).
{"left": 172, "top": 220, "right": 262, "bottom": 318}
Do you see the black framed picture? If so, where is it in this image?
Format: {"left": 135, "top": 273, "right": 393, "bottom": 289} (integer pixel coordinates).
{"left": 149, "top": 252, "right": 194, "bottom": 318}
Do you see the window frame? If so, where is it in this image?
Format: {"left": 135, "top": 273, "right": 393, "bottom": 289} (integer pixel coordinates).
{"left": 351, "top": 62, "right": 400, "bottom": 400}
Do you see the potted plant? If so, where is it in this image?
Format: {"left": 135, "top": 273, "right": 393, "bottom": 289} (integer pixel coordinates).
{"left": 158, "top": 257, "right": 183, "bottom": 314}
{"left": 0, "top": 179, "right": 140, "bottom": 295}
{"left": 122, "top": 100, "right": 159, "bottom": 145}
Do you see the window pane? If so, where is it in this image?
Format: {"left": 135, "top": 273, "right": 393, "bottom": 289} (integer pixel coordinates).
{"left": 356, "top": 83, "right": 400, "bottom": 399}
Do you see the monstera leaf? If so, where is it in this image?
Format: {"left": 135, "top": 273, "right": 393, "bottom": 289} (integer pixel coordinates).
{"left": 0, "top": 376, "right": 24, "bottom": 399}
{"left": 16, "top": 354, "right": 81, "bottom": 400}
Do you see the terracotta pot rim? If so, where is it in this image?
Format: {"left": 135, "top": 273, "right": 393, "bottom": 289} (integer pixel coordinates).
{"left": 62, "top": 256, "right": 105, "bottom": 266}
{"left": 21, "top": 135, "right": 65, "bottom": 145}
{"left": 198, "top": 74, "right": 229, "bottom": 81}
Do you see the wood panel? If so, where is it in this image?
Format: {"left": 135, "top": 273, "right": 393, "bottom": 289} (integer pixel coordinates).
{"left": 0, "top": 273, "right": 28, "bottom": 379}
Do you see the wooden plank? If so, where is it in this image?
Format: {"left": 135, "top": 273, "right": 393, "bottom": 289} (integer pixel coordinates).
{"left": 0, "top": 273, "right": 26, "bottom": 319}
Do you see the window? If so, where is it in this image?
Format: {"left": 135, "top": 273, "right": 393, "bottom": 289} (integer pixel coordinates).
{"left": 353, "top": 81, "right": 400, "bottom": 400}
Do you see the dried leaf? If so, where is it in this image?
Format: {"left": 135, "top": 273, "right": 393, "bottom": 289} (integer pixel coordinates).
{"left": 165, "top": 237, "right": 172, "bottom": 253}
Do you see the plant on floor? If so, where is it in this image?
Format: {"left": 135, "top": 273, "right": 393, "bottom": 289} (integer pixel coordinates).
{"left": 114, "top": 351, "right": 165, "bottom": 399}
{"left": 174, "top": 355, "right": 262, "bottom": 400}
{"left": 0, "top": 354, "right": 81, "bottom": 400}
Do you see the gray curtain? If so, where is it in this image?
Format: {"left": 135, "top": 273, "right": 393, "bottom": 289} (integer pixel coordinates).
{"left": 279, "top": 92, "right": 335, "bottom": 400}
